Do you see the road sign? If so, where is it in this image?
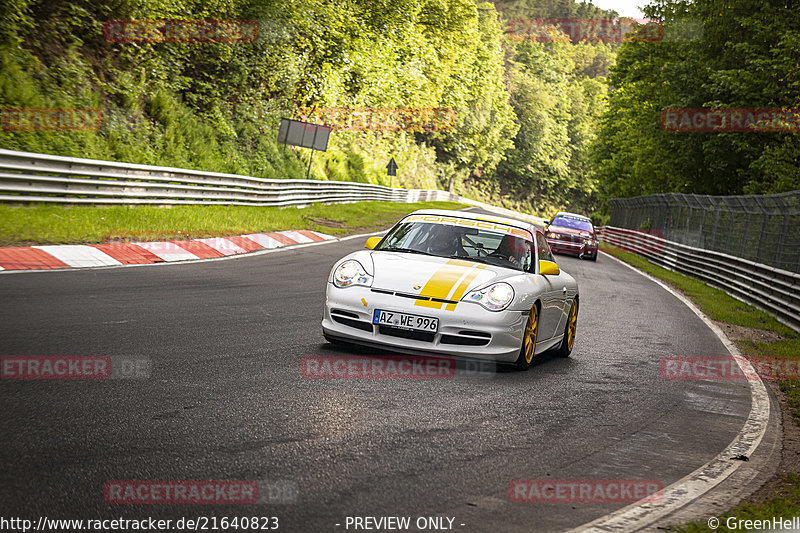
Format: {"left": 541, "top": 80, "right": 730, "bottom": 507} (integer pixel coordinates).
{"left": 386, "top": 157, "right": 398, "bottom": 176}
{"left": 278, "top": 118, "right": 332, "bottom": 179}
{"left": 277, "top": 118, "right": 330, "bottom": 151}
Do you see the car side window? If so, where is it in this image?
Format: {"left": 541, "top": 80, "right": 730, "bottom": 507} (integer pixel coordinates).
{"left": 536, "top": 233, "right": 555, "bottom": 263}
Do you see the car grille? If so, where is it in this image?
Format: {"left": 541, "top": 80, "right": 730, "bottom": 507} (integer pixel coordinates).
{"left": 371, "top": 288, "right": 457, "bottom": 305}
{"left": 330, "top": 309, "right": 373, "bottom": 332}
{"left": 332, "top": 307, "right": 491, "bottom": 346}
{"left": 554, "top": 233, "right": 580, "bottom": 243}
{"left": 377, "top": 325, "right": 435, "bottom": 342}
{"left": 440, "top": 330, "right": 491, "bottom": 346}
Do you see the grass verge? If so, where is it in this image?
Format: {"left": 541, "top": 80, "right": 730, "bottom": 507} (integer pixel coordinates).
{"left": 0, "top": 201, "right": 466, "bottom": 246}
{"left": 600, "top": 242, "right": 800, "bottom": 532}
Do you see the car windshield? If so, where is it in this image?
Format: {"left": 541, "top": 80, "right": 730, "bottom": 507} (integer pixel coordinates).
{"left": 551, "top": 216, "right": 593, "bottom": 232}
{"left": 376, "top": 218, "right": 533, "bottom": 271}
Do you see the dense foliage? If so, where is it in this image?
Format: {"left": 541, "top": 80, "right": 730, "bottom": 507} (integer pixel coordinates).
{"left": 0, "top": 0, "right": 616, "bottom": 216}
{"left": 591, "top": 0, "right": 800, "bottom": 203}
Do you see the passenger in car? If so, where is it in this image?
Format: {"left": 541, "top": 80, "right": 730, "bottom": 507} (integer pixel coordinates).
{"left": 491, "top": 235, "right": 529, "bottom": 268}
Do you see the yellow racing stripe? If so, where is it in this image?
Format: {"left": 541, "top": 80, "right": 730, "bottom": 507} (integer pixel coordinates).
{"left": 414, "top": 259, "right": 483, "bottom": 311}
{"left": 445, "top": 264, "right": 486, "bottom": 311}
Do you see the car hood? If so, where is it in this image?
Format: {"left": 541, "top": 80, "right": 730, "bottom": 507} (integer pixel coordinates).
{"left": 369, "top": 251, "right": 505, "bottom": 299}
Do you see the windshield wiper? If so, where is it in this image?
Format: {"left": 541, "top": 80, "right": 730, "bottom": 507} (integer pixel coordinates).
{"left": 450, "top": 255, "right": 524, "bottom": 271}
{"left": 379, "top": 246, "right": 434, "bottom": 256}
{"left": 448, "top": 255, "right": 489, "bottom": 265}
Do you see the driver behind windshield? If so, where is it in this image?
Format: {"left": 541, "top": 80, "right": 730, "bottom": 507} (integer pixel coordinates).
{"left": 424, "top": 225, "right": 467, "bottom": 257}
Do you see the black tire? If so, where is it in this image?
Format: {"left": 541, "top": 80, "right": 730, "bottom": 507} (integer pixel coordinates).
{"left": 589, "top": 253, "right": 597, "bottom": 262}
{"left": 514, "top": 304, "right": 539, "bottom": 371}
{"left": 556, "top": 299, "right": 579, "bottom": 357}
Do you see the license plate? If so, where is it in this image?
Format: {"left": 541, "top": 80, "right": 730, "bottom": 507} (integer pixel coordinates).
{"left": 372, "top": 309, "right": 439, "bottom": 332}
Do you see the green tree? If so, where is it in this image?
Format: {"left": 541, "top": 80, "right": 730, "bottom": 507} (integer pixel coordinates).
{"left": 592, "top": 0, "right": 800, "bottom": 203}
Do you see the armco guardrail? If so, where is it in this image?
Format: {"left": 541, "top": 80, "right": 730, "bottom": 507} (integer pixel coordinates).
{"left": 0, "top": 148, "right": 546, "bottom": 225}
{"left": 597, "top": 226, "right": 800, "bottom": 332}
{"left": 0, "top": 148, "right": 410, "bottom": 206}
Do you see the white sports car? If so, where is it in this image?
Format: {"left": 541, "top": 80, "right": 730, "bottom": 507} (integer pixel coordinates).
{"left": 321, "top": 210, "right": 579, "bottom": 370}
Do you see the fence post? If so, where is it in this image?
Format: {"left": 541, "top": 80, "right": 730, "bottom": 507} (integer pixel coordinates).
{"left": 754, "top": 196, "right": 769, "bottom": 263}
{"left": 740, "top": 212, "right": 751, "bottom": 258}
{"left": 709, "top": 198, "right": 720, "bottom": 250}
{"left": 724, "top": 197, "right": 736, "bottom": 254}
{"left": 629, "top": 198, "right": 636, "bottom": 228}
{"left": 697, "top": 195, "right": 709, "bottom": 248}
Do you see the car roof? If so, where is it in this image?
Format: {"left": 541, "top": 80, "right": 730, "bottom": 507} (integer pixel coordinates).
{"left": 406, "top": 209, "right": 539, "bottom": 234}
{"left": 553, "top": 212, "right": 592, "bottom": 222}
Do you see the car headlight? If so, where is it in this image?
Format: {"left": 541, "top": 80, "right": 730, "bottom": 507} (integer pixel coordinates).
{"left": 548, "top": 232, "right": 558, "bottom": 239}
{"left": 333, "top": 260, "right": 372, "bottom": 288}
{"left": 465, "top": 282, "right": 515, "bottom": 311}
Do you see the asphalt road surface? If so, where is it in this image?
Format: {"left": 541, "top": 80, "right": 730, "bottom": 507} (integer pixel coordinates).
{"left": 0, "top": 233, "right": 753, "bottom": 532}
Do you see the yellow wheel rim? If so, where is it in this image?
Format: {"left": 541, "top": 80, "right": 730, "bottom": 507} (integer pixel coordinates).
{"left": 524, "top": 306, "right": 538, "bottom": 364}
{"left": 566, "top": 301, "right": 578, "bottom": 351}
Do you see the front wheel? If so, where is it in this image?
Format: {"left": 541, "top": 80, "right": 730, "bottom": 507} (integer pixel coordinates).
{"left": 514, "top": 305, "right": 539, "bottom": 371}
{"left": 556, "top": 299, "right": 579, "bottom": 357}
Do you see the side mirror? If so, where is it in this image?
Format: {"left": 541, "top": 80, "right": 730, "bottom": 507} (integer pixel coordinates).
{"left": 365, "top": 236, "right": 382, "bottom": 250}
{"left": 539, "top": 260, "right": 560, "bottom": 276}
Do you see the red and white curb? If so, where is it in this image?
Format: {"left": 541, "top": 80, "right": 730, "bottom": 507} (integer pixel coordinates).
{"left": 0, "top": 230, "right": 334, "bottom": 271}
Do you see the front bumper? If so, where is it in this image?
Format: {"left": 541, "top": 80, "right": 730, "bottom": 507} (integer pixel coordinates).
{"left": 321, "top": 284, "right": 526, "bottom": 362}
